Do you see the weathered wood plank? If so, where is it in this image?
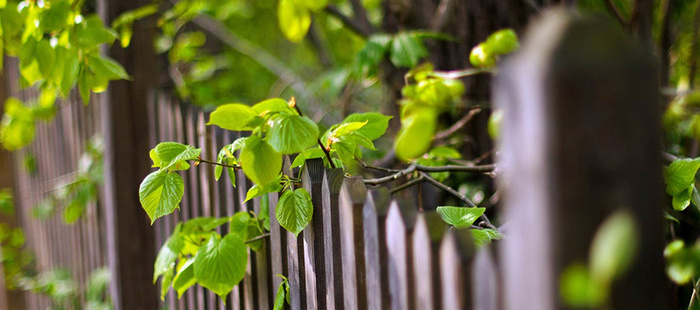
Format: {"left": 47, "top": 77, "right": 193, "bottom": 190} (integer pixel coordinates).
{"left": 338, "top": 177, "right": 368, "bottom": 309}
{"left": 412, "top": 212, "right": 448, "bottom": 310}
{"left": 363, "top": 188, "right": 390, "bottom": 310}
{"left": 439, "top": 229, "right": 475, "bottom": 309}
{"left": 301, "top": 158, "right": 326, "bottom": 310}
{"left": 384, "top": 198, "right": 417, "bottom": 310}
{"left": 321, "top": 168, "right": 344, "bottom": 309}
{"left": 496, "top": 10, "right": 665, "bottom": 310}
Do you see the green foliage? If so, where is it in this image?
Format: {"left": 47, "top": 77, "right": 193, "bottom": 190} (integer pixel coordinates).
{"left": 277, "top": 0, "right": 312, "bottom": 43}
{"left": 436, "top": 206, "right": 485, "bottom": 229}
{"left": 30, "top": 135, "right": 103, "bottom": 224}
{"left": 276, "top": 188, "right": 313, "bottom": 236}
{"left": 560, "top": 210, "right": 638, "bottom": 307}
{"left": 153, "top": 215, "right": 265, "bottom": 300}
{"left": 469, "top": 29, "right": 519, "bottom": 68}
{"left": 274, "top": 275, "right": 290, "bottom": 310}
{"left": 664, "top": 158, "right": 700, "bottom": 211}
{"left": 16, "top": 267, "right": 112, "bottom": 309}
{"left": 665, "top": 240, "right": 700, "bottom": 285}
{"left": 194, "top": 234, "right": 248, "bottom": 299}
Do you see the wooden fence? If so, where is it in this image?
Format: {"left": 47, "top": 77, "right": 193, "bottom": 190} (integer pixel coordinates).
{"left": 1, "top": 8, "right": 669, "bottom": 310}
{"left": 147, "top": 89, "right": 491, "bottom": 309}
{"left": 4, "top": 59, "right": 107, "bottom": 309}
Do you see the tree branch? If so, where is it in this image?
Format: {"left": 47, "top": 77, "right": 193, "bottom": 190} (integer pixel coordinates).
{"left": 414, "top": 163, "right": 496, "bottom": 173}
{"left": 604, "top": 0, "right": 628, "bottom": 26}
{"left": 349, "top": 0, "right": 375, "bottom": 35}
{"left": 363, "top": 165, "right": 416, "bottom": 185}
{"left": 324, "top": 5, "right": 371, "bottom": 37}
{"left": 434, "top": 108, "right": 482, "bottom": 141}
{"left": 430, "top": 0, "right": 456, "bottom": 30}
{"left": 390, "top": 176, "right": 424, "bottom": 194}
{"left": 191, "top": 16, "right": 312, "bottom": 100}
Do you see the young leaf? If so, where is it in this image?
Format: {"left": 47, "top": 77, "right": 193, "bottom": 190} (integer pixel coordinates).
{"left": 354, "top": 34, "right": 392, "bottom": 77}
{"left": 207, "top": 104, "right": 257, "bottom": 131}
{"left": 139, "top": 171, "right": 185, "bottom": 224}
{"left": 252, "top": 98, "right": 292, "bottom": 115}
{"left": 267, "top": 114, "right": 319, "bottom": 154}
{"left": 342, "top": 113, "right": 392, "bottom": 140}
{"left": 589, "top": 210, "right": 638, "bottom": 283}
{"left": 470, "top": 228, "right": 502, "bottom": 247}
{"left": 90, "top": 55, "right": 130, "bottom": 80}
{"left": 172, "top": 258, "right": 196, "bottom": 298}
{"left": 389, "top": 32, "right": 428, "bottom": 68}
{"left": 395, "top": 108, "right": 437, "bottom": 161}
{"left": 154, "top": 142, "right": 201, "bottom": 170}
{"left": 240, "top": 135, "right": 282, "bottom": 186}
{"left": 193, "top": 234, "right": 247, "bottom": 299}
{"left": 291, "top": 148, "right": 325, "bottom": 167}
{"left": 153, "top": 225, "right": 183, "bottom": 283}
{"left": 664, "top": 158, "right": 700, "bottom": 195}
{"left": 276, "top": 188, "right": 313, "bottom": 236}
{"left": 277, "top": 0, "right": 311, "bottom": 43}
{"left": 274, "top": 277, "right": 290, "bottom": 310}
{"left": 436, "top": 206, "right": 485, "bottom": 229}
{"left": 245, "top": 181, "right": 283, "bottom": 203}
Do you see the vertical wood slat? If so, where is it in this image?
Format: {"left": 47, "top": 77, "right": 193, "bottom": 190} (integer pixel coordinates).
{"left": 496, "top": 10, "right": 665, "bottom": 310}
{"left": 412, "top": 212, "right": 448, "bottom": 310}
{"left": 321, "top": 168, "right": 344, "bottom": 309}
{"left": 301, "top": 158, "right": 326, "bottom": 310}
{"left": 439, "top": 229, "right": 476, "bottom": 309}
{"left": 338, "top": 177, "right": 368, "bottom": 309}
{"left": 384, "top": 199, "right": 417, "bottom": 310}
{"left": 362, "top": 188, "right": 391, "bottom": 310}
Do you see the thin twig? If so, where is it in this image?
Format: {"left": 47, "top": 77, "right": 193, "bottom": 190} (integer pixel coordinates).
{"left": 420, "top": 172, "right": 497, "bottom": 230}
{"left": 430, "top": 67, "right": 495, "bottom": 79}
{"left": 245, "top": 233, "right": 270, "bottom": 244}
{"left": 390, "top": 176, "right": 424, "bottom": 194}
{"left": 191, "top": 16, "right": 312, "bottom": 100}
{"left": 324, "top": 5, "right": 371, "bottom": 37}
{"left": 604, "top": 0, "right": 628, "bottom": 26}
{"left": 364, "top": 165, "right": 417, "bottom": 185}
{"left": 434, "top": 108, "right": 482, "bottom": 141}
{"left": 358, "top": 159, "right": 400, "bottom": 173}
{"left": 349, "top": 0, "right": 375, "bottom": 35}
{"left": 414, "top": 163, "right": 496, "bottom": 173}
{"left": 195, "top": 157, "right": 240, "bottom": 169}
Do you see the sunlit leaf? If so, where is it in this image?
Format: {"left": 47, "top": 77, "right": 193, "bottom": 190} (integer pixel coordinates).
{"left": 276, "top": 188, "right": 313, "bottom": 236}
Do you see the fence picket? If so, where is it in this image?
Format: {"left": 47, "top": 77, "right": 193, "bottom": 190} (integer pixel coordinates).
{"left": 338, "top": 177, "right": 368, "bottom": 309}
{"left": 412, "top": 212, "right": 448, "bottom": 310}
{"left": 362, "top": 188, "right": 390, "bottom": 310}
{"left": 301, "top": 158, "right": 326, "bottom": 310}
{"left": 321, "top": 168, "right": 344, "bottom": 309}
{"left": 439, "top": 229, "right": 476, "bottom": 309}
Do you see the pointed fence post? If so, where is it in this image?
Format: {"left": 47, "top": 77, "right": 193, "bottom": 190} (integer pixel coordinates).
{"left": 496, "top": 9, "right": 665, "bottom": 310}
{"left": 321, "top": 167, "right": 345, "bottom": 309}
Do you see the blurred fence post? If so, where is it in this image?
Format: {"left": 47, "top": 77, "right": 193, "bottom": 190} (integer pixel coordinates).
{"left": 98, "top": 0, "right": 160, "bottom": 308}
{"left": 496, "top": 9, "right": 665, "bottom": 310}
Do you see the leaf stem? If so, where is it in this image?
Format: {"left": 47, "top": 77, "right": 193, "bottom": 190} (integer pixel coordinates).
{"left": 194, "top": 157, "right": 240, "bottom": 169}
{"left": 293, "top": 103, "right": 337, "bottom": 168}
{"left": 245, "top": 233, "right": 270, "bottom": 244}
{"left": 429, "top": 67, "right": 495, "bottom": 79}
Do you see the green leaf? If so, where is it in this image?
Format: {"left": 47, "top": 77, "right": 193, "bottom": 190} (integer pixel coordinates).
{"left": 354, "top": 34, "right": 392, "bottom": 77}
{"left": 428, "top": 146, "right": 462, "bottom": 159}
{"left": 672, "top": 185, "right": 693, "bottom": 211}
{"left": 40, "top": 1, "right": 71, "bottom": 32}
{"left": 485, "top": 29, "right": 519, "bottom": 55}
{"left": 395, "top": 108, "right": 437, "bottom": 161}
{"left": 664, "top": 158, "right": 700, "bottom": 195}
{"left": 75, "top": 15, "right": 118, "bottom": 49}
{"left": 301, "top": 0, "right": 328, "bottom": 10}
{"left": 389, "top": 32, "right": 428, "bottom": 68}
{"left": 436, "top": 206, "right": 485, "bottom": 229}
{"left": 559, "top": 264, "right": 604, "bottom": 307}
{"left": 0, "top": 98, "right": 36, "bottom": 150}
{"left": 267, "top": 114, "right": 319, "bottom": 154}
{"left": 245, "top": 181, "right": 283, "bottom": 203}
{"left": 342, "top": 113, "right": 392, "bottom": 140}
{"left": 155, "top": 142, "right": 201, "bottom": 171}
{"left": 273, "top": 278, "right": 289, "bottom": 310}
{"left": 161, "top": 266, "right": 174, "bottom": 300}
{"left": 589, "top": 210, "right": 637, "bottom": 283}
{"left": 154, "top": 224, "right": 183, "bottom": 283}
{"left": 90, "top": 55, "right": 130, "bottom": 80}
{"left": 181, "top": 217, "right": 232, "bottom": 234}
{"left": 331, "top": 135, "right": 358, "bottom": 165}
{"left": 240, "top": 135, "right": 282, "bottom": 186}
{"left": 193, "top": 234, "right": 248, "bottom": 299}
{"left": 139, "top": 171, "right": 185, "bottom": 224}
{"left": 36, "top": 39, "right": 56, "bottom": 77}
{"left": 470, "top": 228, "right": 502, "bottom": 247}
{"left": 278, "top": 0, "right": 311, "bottom": 43}
{"left": 172, "top": 258, "right": 196, "bottom": 298}
{"left": 252, "top": 98, "right": 292, "bottom": 115}
{"left": 276, "top": 188, "right": 313, "bottom": 236}
{"left": 207, "top": 103, "right": 257, "bottom": 131}
{"left": 291, "top": 148, "right": 325, "bottom": 167}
